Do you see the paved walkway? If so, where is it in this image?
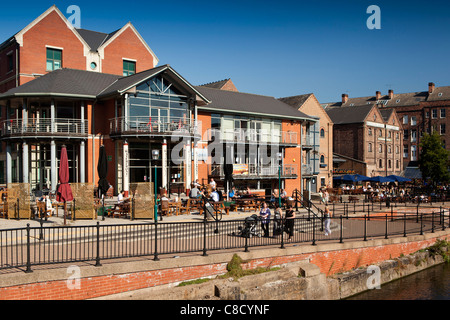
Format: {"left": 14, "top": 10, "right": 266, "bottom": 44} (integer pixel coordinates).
{"left": 0, "top": 197, "right": 448, "bottom": 230}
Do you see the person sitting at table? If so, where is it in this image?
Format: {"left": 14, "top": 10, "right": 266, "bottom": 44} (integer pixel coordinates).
{"left": 189, "top": 184, "right": 201, "bottom": 199}
{"left": 209, "top": 178, "right": 216, "bottom": 190}
{"left": 44, "top": 195, "right": 55, "bottom": 216}
{"left": 228, "top": 187, "right": 237, "bottom": 199}
{"left": 271, "top": 189, "right": 279, "bottom": 203}
{"left": 117, "top": 190, "right": 125, "bottom": 204}
{"left": 280, "top": 189, "right": 287, "bottom": 202}
{"left": 210, "top": 188, "right": 220, "bottom": 202}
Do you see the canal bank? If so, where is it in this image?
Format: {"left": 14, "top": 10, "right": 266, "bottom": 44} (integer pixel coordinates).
{"left": 1, "top": 227, "right": 449, "bottom": 300}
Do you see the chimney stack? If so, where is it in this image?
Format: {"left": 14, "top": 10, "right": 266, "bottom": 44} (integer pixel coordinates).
{"left": 388, "top": 89, "right": 394, "bottom": 99}
{"left": 428, "top": 82, "right": 435, "bottom": 94}
{"left": 342, "top": 93, "right": 348, "bottom": 104}
{"left": 376, "top": 91, "right": 381, "bottom": 100}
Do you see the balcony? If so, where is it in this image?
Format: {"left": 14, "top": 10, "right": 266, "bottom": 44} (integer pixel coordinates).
{"left": 208, "top": 129, "right": 297, "bottom": 145}
{"left": 110, "top": 116, "right": 200, "bottom": 138}
{"left": 209, "top": 163, "right": 297, "bottom": 179}
{"left": 301, "top": 164, "right": 314, "bottom": 176}
{"left": 1, "top": 118, "right": 88, "bottom": 139}
{"left": 302, "top": 134, "right": 313, "bottom": 148}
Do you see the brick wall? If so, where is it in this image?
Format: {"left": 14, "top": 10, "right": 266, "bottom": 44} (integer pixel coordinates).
{"left": 1, "top": 233, "right": 447, "bottom": 300}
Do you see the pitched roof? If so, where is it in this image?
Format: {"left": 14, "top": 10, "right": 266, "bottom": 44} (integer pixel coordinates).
{"left": 278, "top": 94, "right": 313, "bottom": 108}
{"left": 0, "top": 68, "right": 120, "bottom": 99}
{"left": 76, "top": 28, "right": 120, "bottom": 52}
{"left": 195, "top": 86, "right": 316, "bottom": 121}
{"left": 326, "top": 104, "right": 375, "bottom": 124}
{"left": 200, "top": 79, "right": 231, "bottom": 89}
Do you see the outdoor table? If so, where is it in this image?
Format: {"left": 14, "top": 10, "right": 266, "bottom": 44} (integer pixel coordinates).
{"left": 52, "top": 202, "right": 64, "bottom": 217}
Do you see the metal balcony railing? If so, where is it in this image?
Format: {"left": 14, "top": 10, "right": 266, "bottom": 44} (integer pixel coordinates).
{"left": 209, "top": 163, "right": 297, "bottom": 177}
{"left": 109, "top": 116, "right": 200, "bottom": 136}
{"left": 208, "top": 129, "right": 297, "bottom": 145}
{"left": 1, "top": 118, "right": 88, "bottom": 137}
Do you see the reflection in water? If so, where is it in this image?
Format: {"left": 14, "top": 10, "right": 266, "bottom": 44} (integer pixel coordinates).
{"left": 347, "top": 263, "right": 450, "bottom": 300}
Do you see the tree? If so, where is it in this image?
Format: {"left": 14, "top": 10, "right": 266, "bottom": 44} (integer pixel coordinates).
{"left": 418, "top": 132, "right": 450, "bottom": 185}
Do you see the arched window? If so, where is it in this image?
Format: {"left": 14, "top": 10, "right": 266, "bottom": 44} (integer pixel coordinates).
{"left": 320, "top": 155, "right": 325, "bottom": 163}
{"left": 320, "top": 128, "right": 325, "bottom": 138}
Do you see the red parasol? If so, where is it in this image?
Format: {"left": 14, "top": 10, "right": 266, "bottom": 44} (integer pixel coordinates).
{"left": 57, "top": 145, "right": 73, "bottom": 202}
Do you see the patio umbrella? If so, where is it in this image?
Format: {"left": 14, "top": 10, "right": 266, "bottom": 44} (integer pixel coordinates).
{"left": 353, "top": 174, "right": 371, "bottom": 182}
{"left": 367, "top": 176, "right": 395, "bottom": 183}
{"left": 97, "top": 145, "right": 109, "bottom": 220}
{"left": 57, "top": 145, "right": 73, "bottom": 225}
{"left": 386, "top": 175, "right": 411, "bottom": 183}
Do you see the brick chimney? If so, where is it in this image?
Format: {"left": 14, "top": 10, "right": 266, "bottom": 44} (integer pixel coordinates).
{"left": 376, "top": 91, "right": 381, "bottom": 100}
{"left": 388, "top": 89, "right": 394, "bottom": 99}
{"left": 342, "top": 93, "right": 348, "bottom": 104}
{"left": 428, "top": 82, "right": 435, "bottom": 94}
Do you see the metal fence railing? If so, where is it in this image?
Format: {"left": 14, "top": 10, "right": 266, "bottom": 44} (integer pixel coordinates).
{"left": 1, "top": 207, "right": 448, "bottom": 273}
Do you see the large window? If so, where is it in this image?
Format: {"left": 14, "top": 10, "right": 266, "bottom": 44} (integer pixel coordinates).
{"left": 127, "top": 75, "right": 189, "bottom": 128}
{"left": 46, "top": 48, "right": 62, "bottom": 71}
{"left": 123, "top": 60, "right": 136, "bottom": 76}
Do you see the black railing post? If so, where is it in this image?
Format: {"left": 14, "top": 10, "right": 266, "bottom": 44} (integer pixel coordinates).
{"left": 420, "top": 213, "right": 423, "bottom": 235}
{"left": 416, "top": 204, "right": 419, "bottom": 223}
{"left": 385, "top": 214, "right": 388, "bottom": 239}
{"left": 363, "top": 215, "right": 367, "bottom": 241}
{"left": 391, "top": 205, "right": 394, "bottom": 222}
{"left": 73, "top": 198, "right": 76, "bottom": 221}
{"left": 280, "top": 218, "right": 285, "bottom": 249}
{"left": 403, "top": 213, "right": 407, "bottom": 237}
{"left": 202, "top": 199, "right": 208, "bottom": 257}
{"left": 154, "top": 220, "right": 160, "bottom": 261}
{"left": 339, "top": 215, "right": 343, "bottom": 243}
{"left": 25, "top": 223, "right": 32, "bottom": 273}
{"left": 312, "top": 215, "right": 316, "bottom": 246}
{"left": 432, "top": 211, "right": 435, "bottom": 233}
{"left": 95, "top": 222, "right": 102, "bottom": 267}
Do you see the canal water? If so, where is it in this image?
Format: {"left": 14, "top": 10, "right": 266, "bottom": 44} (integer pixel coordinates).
{"left": 347, "top": 263, "right": 450, "bottom": 300}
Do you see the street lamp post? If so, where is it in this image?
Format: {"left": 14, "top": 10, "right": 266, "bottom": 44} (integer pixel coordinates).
{"left": 277, "top": 152, "right": 283, "bottom": 208}
{"left": 152, "top": 149, "right": 160, "bottom": 222}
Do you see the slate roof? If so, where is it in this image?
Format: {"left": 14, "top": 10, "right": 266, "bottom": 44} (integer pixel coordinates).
{"left": 0, "top": 67, "right": 314, "bottom": 120}
{"left": 278, "top": 94, "right": 313, "bottom": 108}
{"left": 0, "top": 68, "right": 120, "bottom": 98}
{"left": 326, "top": 104, "right": 374, "bottom": 125}
{"left": 76, "top": 28, "right": 120, "bottom": 52}
{"left": 195, "top": 86, "right": 316, "bottom": 120}
{"left": 199, "top": 79, "right": 231, "bottom": 89}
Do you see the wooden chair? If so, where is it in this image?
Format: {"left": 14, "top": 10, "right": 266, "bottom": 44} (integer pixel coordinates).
{"left": 160, "top": 200, "right": 171, "bottom": 217}
{"left": 110, "top": 199, "right": 131, "bottom": 218}
{"left": 0, "top": 192, "right": 7, "bottom": 218}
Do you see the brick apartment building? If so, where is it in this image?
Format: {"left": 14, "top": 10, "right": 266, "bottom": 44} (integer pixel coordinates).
{"left": 324, "top": 82, "right": 450, "bottom": 179}
{"left": 279, "top": 93, "right": 333, "bottom": 191}
{"left": 323, "top": 99, "right": 403, "bottom": 178}
{"left": 0, "top": 6, "right": 320, "bottom": 199}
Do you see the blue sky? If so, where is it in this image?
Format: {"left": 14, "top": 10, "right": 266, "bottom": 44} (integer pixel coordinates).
{"left": 1, "top": 0, "right": 450, "bottom": 103}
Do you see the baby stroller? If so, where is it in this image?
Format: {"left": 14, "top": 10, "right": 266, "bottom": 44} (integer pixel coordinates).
{"left": 233, "top": 214, "right": 261, "bottom": 238}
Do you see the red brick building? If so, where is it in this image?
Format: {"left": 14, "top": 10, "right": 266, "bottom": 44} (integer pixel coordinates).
{"left": 0, "top": 6, "right": 319, "bottom": 200}
{"left": 324, "top": 83, "right": 450, "bottom": 179}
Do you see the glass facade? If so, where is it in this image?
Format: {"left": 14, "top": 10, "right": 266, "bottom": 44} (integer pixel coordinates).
{"left": 127, "top": 75, "right": 190, "bottom": 129}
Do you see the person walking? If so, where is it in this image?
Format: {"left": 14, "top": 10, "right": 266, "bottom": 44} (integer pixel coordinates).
{"left": 324, "top": 205, "right": 332, "bottom": 236}
{"left": 259, "top": 202, "right": 271, "bottom": 237}
{"left": 284, "top": 205, "right": 295, "bottom": 240}
{"left": 273, "top": 204, "right": 283, "bottom": 236}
